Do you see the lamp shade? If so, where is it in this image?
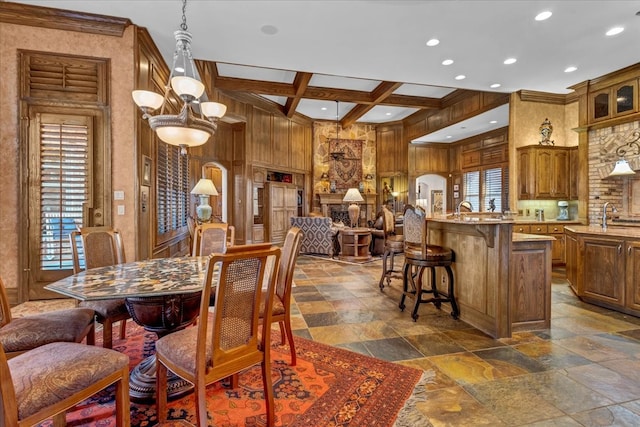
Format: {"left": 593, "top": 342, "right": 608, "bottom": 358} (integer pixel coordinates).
{"left": 200, "top": 102, "right": 227, "bottom": 118}
{"left": 343, "top": 188, "right": 364, "bottom": 203}
{"left": 132, "top": 90, "right": 165, "bottom": 110}
{"left": 190, "top": 178, "right": 218, "bottom": 196}
{"left": 171, "top": 76, "right": 205, "bottom": 99}
{"left": 608, "top": 159, "right": 636, "bottom": 177}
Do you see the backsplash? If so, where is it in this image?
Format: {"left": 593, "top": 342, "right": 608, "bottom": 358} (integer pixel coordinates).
{"left": 517, "top": 200, "right": 579, "bottom": 221}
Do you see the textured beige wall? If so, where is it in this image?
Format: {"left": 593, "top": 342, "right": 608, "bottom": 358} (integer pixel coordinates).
{"left": 0, "top": 22, "right": 136, "bottom": 297}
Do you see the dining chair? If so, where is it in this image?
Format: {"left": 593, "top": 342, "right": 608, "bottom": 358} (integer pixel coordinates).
{"left": 0, "top": 276, "right": 95, "bottom": 359}
{"left": 155, "top": 244, "right": 281, "bottom": 427}
{"left": 69, "top": 227, "right": 131, "bottom": 349}
{"left": 192, "top": 222, "right": 234, "bottom": 256}
{"left": 0, "top": 340, "right": 130, "bottom": 426}
{"left": 399, "top": 205, "right": 459, "bottom": 321}
{"left": 378, "top": 205, "right": 405, "bottom": 291}
{"left": 260, "top": 226, "right": 303, "bottom": 366}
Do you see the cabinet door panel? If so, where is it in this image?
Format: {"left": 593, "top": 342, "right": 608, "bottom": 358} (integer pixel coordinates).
{"left": 625, "top": 241, "right": 640, "bottom": 311}
{"left": 534, "top": 149, "right": 553, "bottom": 198}
{"left": 582, "top": 237, "right": 625, "bottom": 306}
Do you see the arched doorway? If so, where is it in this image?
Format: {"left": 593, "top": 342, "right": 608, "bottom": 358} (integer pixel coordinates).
{"left": 201, "top": 162, "right": 228, "bottom": 223}
{"left": 415, "top": 174, "right": 447, "bottom": 215}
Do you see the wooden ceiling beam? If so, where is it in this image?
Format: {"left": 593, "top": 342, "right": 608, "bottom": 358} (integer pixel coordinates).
{"left": 284, "top": 72, "right": 312, "bottom": 118}
{"left": 341, "top": 81, "right": 403, "bottom": 127}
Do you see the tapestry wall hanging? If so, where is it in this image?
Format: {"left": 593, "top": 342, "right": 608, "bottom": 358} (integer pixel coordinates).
{"left": 328, "top": 139, "right": 362, "bottom": 190}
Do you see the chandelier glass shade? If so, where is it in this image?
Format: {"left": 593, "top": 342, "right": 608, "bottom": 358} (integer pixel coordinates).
{"left": 132, "top": 1, "right": 226, "bottom": 152}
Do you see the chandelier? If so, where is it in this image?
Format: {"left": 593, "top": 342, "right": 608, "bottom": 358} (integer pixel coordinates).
{"left": 132, "top": 0, "right": 226, "bottom": 153}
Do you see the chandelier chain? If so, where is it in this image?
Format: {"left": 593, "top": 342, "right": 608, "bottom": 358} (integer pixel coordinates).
{"left": 180, "top": 0, "right": 188, "bottom": 31}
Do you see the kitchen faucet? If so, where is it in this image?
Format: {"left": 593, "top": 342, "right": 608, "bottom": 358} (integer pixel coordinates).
{"left": 456, "top": 200, "right": 474, "bottom": 217}
{"left": 602, "top": 202, "right": 617, "bottom": 230}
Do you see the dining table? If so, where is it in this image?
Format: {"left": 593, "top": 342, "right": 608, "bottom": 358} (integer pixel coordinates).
{"left": 45, "top": 256, "right": 213, "bottom": 402}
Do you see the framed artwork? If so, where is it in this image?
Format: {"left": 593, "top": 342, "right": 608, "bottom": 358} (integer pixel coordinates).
{"left": 453, "top": 184, "right": 460, "bottom": 191}
{"left": 142, "top": 156, "right": 152, "bottom": 187}
{"left": 453, "top": 191, "right": 460, "bottom": 199}
{"left": 431, "top": 190, "right": 444, "bottom": 214}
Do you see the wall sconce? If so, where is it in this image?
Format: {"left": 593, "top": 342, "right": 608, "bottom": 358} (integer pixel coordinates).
{"left": 608, "top": 131, "right": 640, "bottom": 177}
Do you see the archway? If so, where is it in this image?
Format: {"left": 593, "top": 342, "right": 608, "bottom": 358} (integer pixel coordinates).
{"left": 415, "top": 174, "right": 447, "bottom": 215}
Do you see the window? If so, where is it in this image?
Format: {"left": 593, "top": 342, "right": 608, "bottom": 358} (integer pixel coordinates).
{"left": 157, "top": 142, "right": 189, "bottom": 239}
{"left": 463, "top": 166, "right": 509, "bottom": 212}
{"left": 39, "top": 117, "right": 90, "bottom": 270}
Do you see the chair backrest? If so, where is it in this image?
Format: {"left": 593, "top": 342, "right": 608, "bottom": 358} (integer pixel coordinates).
{"left": 0, "top": 344, "right": 18, "bottom": 425}
{"left": 70, "top": 227, "right": 125, "bottom": 273}
{"left": 381, "top": 205, "right": 396, "bottom": 237}
{"left": 0, "top": 277, "right": 13, "bottom": 328}
{"left": 194, "top": 223, "right": 230, "bottom": 256}
{"left": 403, "top": 204, "right": 427, "bottom": 254}
{"left": 197, "top": 244, "right": 281, "bottom": 379}
{"left": 275, "top": 227, "right": 303, "bottom": 303}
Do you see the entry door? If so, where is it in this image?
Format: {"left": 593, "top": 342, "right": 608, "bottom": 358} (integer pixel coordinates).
{"left": 26, "top": 112, "right": 98, "bottom": 299}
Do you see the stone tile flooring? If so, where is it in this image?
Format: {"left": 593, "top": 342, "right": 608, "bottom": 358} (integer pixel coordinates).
{"left": 14, "top": 254, "right": 640, "bottom": 426}
{"left": 289, "top": 255, "right": 640, "bottom": 426}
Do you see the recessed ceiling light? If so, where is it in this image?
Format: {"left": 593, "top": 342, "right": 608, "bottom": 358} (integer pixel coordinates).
{"left": 489, "top": 120, "right": 498, "bottom": 124}
{"left": 606, "top": 27, "right": 624, "bottom": 36}
{"left": 455, "top": 74, "right": 466, "bottom": 80}
{"left": 564, "top": 66, "right": 577, "bottom": 73}
{"left": 442, "top": 59, "right": 454, "bottom": 66}
{"left": 535, "top": 11, "right": 552, "bottom": 21}
{"left": 446, "top": 135, "right": 452, "bottom": 139}
{"left": 260, "top": 24, "right": 278, "bottom": 35}
{"left": 426, "top": 38, "right": 440, "bottom": 47}
{"left": 490, "top": 83, "right": 501, "bottom": 89}
{"left": 385, "top": 112, "right": 392, "bottom": 116}
{"left": 504, "top": 58, "right": 517, "bottom": 65}
{"left": 321, "top": 107, "right": 327, "bottom": 111}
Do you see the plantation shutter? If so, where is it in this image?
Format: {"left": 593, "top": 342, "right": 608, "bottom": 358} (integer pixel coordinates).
{"left": 39, "top": 116, "right": 90, "bottom": 270}
{"left": 463, "top": 171, "right": 480, "bottom": 212}
{"left": 483, "top": 167, "right": 502, "bottom": 212}
{"left": 157, "top": 142, "right": 189, "bottom": 236}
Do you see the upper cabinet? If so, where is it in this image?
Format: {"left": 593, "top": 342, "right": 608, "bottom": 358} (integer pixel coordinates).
{"left": 589, "top": 78, "right": 639, "bottom": 123}
{"left": 517, "top": 145, "right": 577, "bottom": 200}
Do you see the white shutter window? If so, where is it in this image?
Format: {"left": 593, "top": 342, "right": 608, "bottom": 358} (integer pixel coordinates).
{"left": 39, "top": 120, "right": 89, "bottom": 270}
{"left": 157, "top": 142, "right": 189, "bottom": 236}
{"left": 483, "top": 167, "right": 503, "bottom": 212}
{"left": 463, "top": 170, "right": 480, "bottom": 212}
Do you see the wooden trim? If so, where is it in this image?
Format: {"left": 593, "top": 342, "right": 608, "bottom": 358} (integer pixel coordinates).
{"left": 0, "top": 2, "right": 130, "bottom": 37}
{"left": 518, "top": 90, "right": 569, "bottom": 105}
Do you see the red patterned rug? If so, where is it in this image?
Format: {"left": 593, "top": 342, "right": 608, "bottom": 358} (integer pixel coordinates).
{"left": 37, "top": 323, "right": 424, "bottom": 426}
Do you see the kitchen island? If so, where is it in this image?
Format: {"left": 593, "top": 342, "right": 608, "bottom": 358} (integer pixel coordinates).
{"left": 426, "top": 217, "right": 553, "bottom": 338}
{"left": 565, "top": 225, "right": 640, "bottom": 316}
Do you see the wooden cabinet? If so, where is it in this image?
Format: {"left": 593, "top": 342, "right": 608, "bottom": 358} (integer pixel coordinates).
{"left": 514, "top": 222, "right": 577, "bottom": 265}
{"left": 566, "top": 228, "right": 640, "bottom": 316}
{"left": 517, "top": 146, "right": 577, "bottom": 200}
{"left": 266, "top": 182, "right": 298, "bottom": 245}
{"left": 589, "top": 79, "right": 638, "bottom": 122}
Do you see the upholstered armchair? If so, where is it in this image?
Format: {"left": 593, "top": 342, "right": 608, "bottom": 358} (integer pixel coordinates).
{"left": 290, "top": 217, "right": 339, "bottom": 257}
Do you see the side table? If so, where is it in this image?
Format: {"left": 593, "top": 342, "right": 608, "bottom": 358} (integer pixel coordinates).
{"left": 339, "top": 228, "right": 372, "bottom": 262}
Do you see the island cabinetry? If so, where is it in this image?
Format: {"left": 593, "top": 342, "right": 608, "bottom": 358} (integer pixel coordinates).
{"left": 565, "top": 226, "right": 640, "bottom": 316}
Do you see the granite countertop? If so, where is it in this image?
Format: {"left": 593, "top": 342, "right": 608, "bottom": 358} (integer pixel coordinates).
{"left": 430, "top": 215, "right": 514, "bottom": 224}
{"left": 513, "top": 219, "right": 583, "bottom": 224}
{"left": 565, "top": 225, "right": 640, "bottom": 239}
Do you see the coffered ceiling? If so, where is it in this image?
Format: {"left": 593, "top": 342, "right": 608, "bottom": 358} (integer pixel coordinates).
{"left": 13, "top": 1, "right": 640, "bottom": 142}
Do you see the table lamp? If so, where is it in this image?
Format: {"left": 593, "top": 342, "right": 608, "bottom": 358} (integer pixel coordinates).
{"left": 343, "top": 188, "right": 364, "bottom": 227}
{"left": 190, "top": 178, "right": 218, "bottom": 222}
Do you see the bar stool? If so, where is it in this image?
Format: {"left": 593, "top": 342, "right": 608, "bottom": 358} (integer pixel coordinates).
{"left": 378, "top": 205, "right": 404, "bottom": 290}
{"left": 399, "top": 205, "right": 459, "bottom": 321}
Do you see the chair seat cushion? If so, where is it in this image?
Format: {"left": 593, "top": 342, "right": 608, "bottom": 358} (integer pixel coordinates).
{"left": 0, "top": 308, "right": 94, "bottom": 353}
{"left": 80, "top": 299, "right": 129, "bottom": 320}
{"left": 9, "top": 342, "right": 128, "bottom": 421}
{"left": 405, "top": 244, "right": 453, "bottom": 262}
{"left": 259, "top": 291, "right": 285, "bottom": 318}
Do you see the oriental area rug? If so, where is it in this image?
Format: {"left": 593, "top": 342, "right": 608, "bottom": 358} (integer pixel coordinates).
{"left": 35, "top": 323, "right": 428, "bottom": 427}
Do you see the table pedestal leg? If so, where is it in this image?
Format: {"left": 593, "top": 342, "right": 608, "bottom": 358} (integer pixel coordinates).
{"left": 129, "top": 354, "right": 193, "bottom": 402}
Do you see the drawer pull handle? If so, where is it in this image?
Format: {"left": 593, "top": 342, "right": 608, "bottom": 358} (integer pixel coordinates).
{"left": 629, "top": 246, "right": 632, "bottom": 256}
{"left": 618, "top": 244, "right": 622, "bottom": 254}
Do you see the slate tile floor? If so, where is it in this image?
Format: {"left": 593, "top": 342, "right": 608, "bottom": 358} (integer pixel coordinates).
{"left": 290, "top": 255, "right": 640, "bottom": 426}
{"left": 13, "top": 255, "right": 640, "bottom": 426}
